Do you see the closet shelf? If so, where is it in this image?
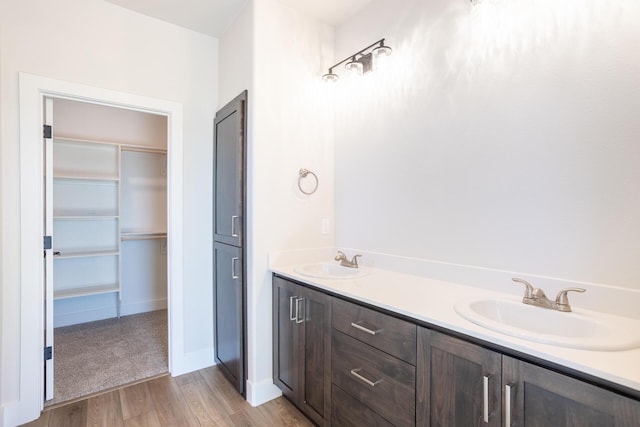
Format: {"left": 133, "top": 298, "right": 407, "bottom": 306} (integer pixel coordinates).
{"left": 121, "top": 146, "right": 167, "bottom": 155}
{"left": 121, "top": 232, "right": 167, "bottom": 241}
{"left": 54, "top": 175, "right": 120, "bottom": 182}
{"left": 54, "top": 215, "right": 119, "bottom": 220}
{"left": 54, "top": 136, "right": 167, "bottom": 154}
{"left": 54, "top": 283, "right": 120, "bottom": 300}
{"left": 53, "top": 250, "right": 119, "bottom": 259}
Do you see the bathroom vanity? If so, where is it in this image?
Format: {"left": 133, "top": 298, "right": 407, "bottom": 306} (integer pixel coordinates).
{"left": 272, "top": 260, "right": 640, "bottom": 426}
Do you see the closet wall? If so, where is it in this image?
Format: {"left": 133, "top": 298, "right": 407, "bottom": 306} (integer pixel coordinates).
{"left": 51, "top": 98, "right": 168, "bottom": 327}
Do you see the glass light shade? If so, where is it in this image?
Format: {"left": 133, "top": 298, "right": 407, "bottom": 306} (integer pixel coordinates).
{"left": 372, "top": 45, "right": 392, "bottom": 59}
{"left": 345, "top": 60, "right": 363, "bottom": 75}
{"left": 322, "top": 72, "right": 339, "bottom": 83}
{"left": 372, "top": 45, "right": 392, "bottom": 71}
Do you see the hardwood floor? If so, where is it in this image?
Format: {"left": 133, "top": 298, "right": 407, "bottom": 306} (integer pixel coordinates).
{"left": 22, "top": 366, "right": 313, "bottom": 427}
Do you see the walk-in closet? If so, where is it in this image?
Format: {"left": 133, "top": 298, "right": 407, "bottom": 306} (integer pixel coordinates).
{"left": 44, "top": 98, "right": 169, "bottom": 405}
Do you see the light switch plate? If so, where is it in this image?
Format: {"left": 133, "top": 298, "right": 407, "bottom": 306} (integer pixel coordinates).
{"left": 321, "top": 218, "right": 330, "bottom": 234}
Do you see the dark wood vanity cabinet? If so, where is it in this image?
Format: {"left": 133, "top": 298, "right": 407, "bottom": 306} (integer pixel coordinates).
{"left": 272, "top": 275, "right": 640, "bottom": 427}
{"left": 272, "top": 276, "right": 331, "bottom": 426}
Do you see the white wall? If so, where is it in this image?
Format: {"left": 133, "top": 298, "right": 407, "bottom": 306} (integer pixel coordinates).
{"left": 220, "top": 0, "right": 334, "bottom": 405}
{"left": 0, "top": 22, "right": 4, "bottom": 425}
{"left": 52, "top": 98, "right": 168, "bottom": 148}
{"left": 333, "top": 0, "right": 640, "bottom": 289}
{"left": 0, "top": 0, "right": 217, "bottom": 423}
{"left": 219, "top": 1, "right": 254, "bottom": 108}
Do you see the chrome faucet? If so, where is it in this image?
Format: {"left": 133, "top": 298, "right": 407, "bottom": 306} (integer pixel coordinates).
{"left": 512, "top": 278, "right": 585, "bottom": 312}
{"left": 335, "top": 251, "right": 362, "bottom": 269}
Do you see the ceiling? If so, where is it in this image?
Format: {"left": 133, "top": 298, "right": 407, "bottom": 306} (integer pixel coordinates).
{"left": 105, "top": 0, "right": 373, "bottom": 37}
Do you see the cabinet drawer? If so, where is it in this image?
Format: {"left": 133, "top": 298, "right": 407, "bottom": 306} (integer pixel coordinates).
{"left": 332, "top": 384, "right": 394, "bottom": 427}
{"left": 332, "top": 331, "right": 415, "bottom": 427}
{"left": 332, "top": 297, "right": 417, "bottom": 365}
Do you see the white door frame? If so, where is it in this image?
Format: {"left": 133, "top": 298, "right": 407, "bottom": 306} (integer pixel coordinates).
{"left": 18, "top": 72, "right": 185, "bottom": 420}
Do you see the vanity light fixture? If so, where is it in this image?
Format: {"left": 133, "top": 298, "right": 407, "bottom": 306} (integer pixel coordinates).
{"left": 322, "top": 38, "right": 392, "bottom": 83}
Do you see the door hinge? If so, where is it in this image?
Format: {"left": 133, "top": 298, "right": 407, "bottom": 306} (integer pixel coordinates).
{"left": 43, "top": 235, "right": 52, "bottom": 250}
{"left": 44, "top": 346, "right": 53, "bottom": 361}
{"left": 43, "top": 125, "right": 52, "bottom": 139}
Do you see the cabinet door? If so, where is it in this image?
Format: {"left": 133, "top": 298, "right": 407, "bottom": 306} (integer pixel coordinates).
{"left": 418, "top": 328, "right": 502, "bottom": 427}
{"left": 273, "top": 276, "right": 302, "bottom": 404}
{"left": 214, "top": 242, "right": 244, "bottom": 394}
{"left": 299, "top": 285, "right": 331, "bottom": 426}
{"left": 213, "top": 91, "right": 246, "bottom": 247}
{"left": 272, "top": 276, "right": 331, "bottom": 426}
{"left": 503, "top": 356, "right": 640, "bottom": 427}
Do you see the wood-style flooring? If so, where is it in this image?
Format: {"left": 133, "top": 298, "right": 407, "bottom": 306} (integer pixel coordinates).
{"left": 22, "top": 366, "right": 313, "bottom": 427}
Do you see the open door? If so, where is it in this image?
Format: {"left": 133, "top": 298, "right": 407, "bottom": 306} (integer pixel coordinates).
{"left": 43, "top": 97, "right": 54, "bottom": 401}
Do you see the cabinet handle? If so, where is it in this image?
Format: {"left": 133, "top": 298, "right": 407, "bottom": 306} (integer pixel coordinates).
{"left": 350, "top": 321, "right": 383, "bottom": 335}
{"left": 350, "top": 368, "right": 383, "bottom": 387}
{"left": 231, "top": 257, "right": 239, "bottom": 279}
{"left": 505, "top": 383, "right": 513, "bottom": 427}
{"left": 295, "top": 298, "right": 305, "bottom": 324}
{"left": 231, "top": 215, "right": 239, "bottom": 237}
{"left": 483, "top": 375, "right": 491, "bottom": 423}
{"left": 289, "top": 296, "right": 298, "bottom": 321}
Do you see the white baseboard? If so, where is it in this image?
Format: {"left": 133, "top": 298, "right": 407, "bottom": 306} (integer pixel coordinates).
{"left": 246, "top": 378, "right": 282, "bottom": 407}
{"left": 54, "top": 306, "right": 117, "bottom": 328}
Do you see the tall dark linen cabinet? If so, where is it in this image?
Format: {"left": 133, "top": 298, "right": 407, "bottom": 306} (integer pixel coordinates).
{"left": 213, "top": 91, "right": 248, "bottom": 395}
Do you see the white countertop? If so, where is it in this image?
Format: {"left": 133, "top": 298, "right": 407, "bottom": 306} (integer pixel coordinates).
{"left": 271, "top": 261, "right": 640, "bottom": 395}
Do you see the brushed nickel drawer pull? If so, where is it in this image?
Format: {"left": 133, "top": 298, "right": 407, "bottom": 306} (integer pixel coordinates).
{"left": 350, "top": 368, "right": 383, "bottom": 387}
{"left": 350, "top": 321, "right": 383, "bottom": 335}
{"left": 289, "top": 296, "right": 298, "bottom": 321}
{"left": 483, "top": 375, "right": 491, "bottom": 423}
{"left": 295, "top": 298, "right": 305, "bottom": 324}
{"left": 505, "top": 383, "right": 514, "bottom": 427}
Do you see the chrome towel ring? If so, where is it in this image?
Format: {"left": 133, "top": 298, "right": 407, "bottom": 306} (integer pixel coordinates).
{"left": 298, "top": 168, "right": 318, "bottom": 195}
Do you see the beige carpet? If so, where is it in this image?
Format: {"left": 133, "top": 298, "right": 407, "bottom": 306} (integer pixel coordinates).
{"left": 47, "top": 310, "right": 168, "bottom": 406}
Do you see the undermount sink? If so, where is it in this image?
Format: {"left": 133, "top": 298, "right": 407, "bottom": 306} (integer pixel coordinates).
{"left": 294, "top": 262, "right": 368, "bottom": 280}
{"left": 454, "top": 297, "right": 640, "bottom": 351}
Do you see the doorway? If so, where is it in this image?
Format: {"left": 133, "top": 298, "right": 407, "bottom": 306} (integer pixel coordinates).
{"left": 18, "top": 73, "right": 185, "bottom": 419}
{"left": 43, "top": 97, "right": 170, "bottom": 405}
